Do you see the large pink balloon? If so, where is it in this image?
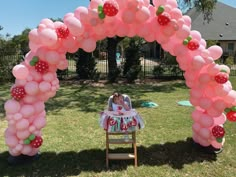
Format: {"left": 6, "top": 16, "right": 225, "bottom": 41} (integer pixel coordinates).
{"left": 16, "top": 119, "right": 30, "bottom": 131}
{"left": 81, "top": 38, "right": 96, "bottom": 53}
{"left": 208, "top": 45, "right": 223, "bottom": 60}
{"left": 39, "top": 28, "right": 58, "bottom": 47}
{"left": 12, "top": 64, "right": 29, "bottom": 80}
{"left": 20, "top": 105, "right": 35, "bottom": 118}
{"left": 4, "top": 99, "right": 21, "bottom": 114}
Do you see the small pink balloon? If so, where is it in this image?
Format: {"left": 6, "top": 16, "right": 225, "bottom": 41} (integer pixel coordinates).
{"left": 33, "top": 117, "right": 46, "bottom": 129}
{"left": 192, "top": 123, "right": 201, "bottom": 132}
{"left": 16, "top": 119, "right": 30, "bottom": 130}
{"left": 12, "top": 64, "right": 29, "bottom": 80}
{"left": 208, "top": 45, "right": 223, "bottom": 60}
{"left": 21, "top": 145, "right": 33, "bottom": 155}
{"left": 16, "top": 130, "right": 31, "bottom": 140}
{"left": 135, "top": 6, "right": 150, "bottom": 23}
{"left": 45, "top": 50, "right": 61, "bottom": 65}
{"left": 4, "top": 99, "right": 21, "bottom": 114}
{"left": 199, "top": 128, "right": 211, "bottom": 139}
{"left": 24, "top": 81, "right": 39, "bottom": 95}
{"left": 122, "top": 9, "right": 136, "bottom": 24}
{"left": 199, "top": 114, "right": 214, "bottom": 128}
{"left": 33, "top": 101, "right": 45, "bottom": 114}
{"left": 20, "top": 105, "right": 35, "bottom": 118}
{"left": 5, "top": 136, "right": 18, "bottom": 148}
{"left": 81, "top": 38, "right": 96, "bottom": 53}
{"left": 64, "top": 16, "right": 84, "bottom": 36}
{"left": 29, "top": 29, "right": 40, "bottom": 44}
{"left": 39, "top": 28, "right": 58, "bottom": 47}
{"left": 39, "top": 81, "right": 51, "bottom": 92}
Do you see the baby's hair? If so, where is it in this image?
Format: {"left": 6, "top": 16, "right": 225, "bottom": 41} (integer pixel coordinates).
{"left": 112, "top": 92, "right": 122, "bottom": 102}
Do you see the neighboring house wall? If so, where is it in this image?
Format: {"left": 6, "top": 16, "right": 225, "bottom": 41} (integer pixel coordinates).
{"left": 219, "top": 40, "right": 236, "bottom": 57}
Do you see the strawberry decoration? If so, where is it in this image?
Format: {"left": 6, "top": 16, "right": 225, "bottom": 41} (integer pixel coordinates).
{"left": 11, "top": 86, "right": 26, "bottom": 100}
{"left": 215, "top": 70, "right": 229, "bottom": 84}
{"left": 30, "top": 136, "right": 43, "bottom": 148}
{"left": 187, "top": 39, "right": 199, "bottom": 50}
{"left": 157, "top": 12, "right": 171, "bottom": 26}
{"left": 35, "top": 60, "right": 49, "bottom": 74}
{"left": 212, "top": 125, "right": 225, "bottom": 138}
{"left": 103, "top": 0, "right": 119, "bottom": 17}
{"left": 109, "top": 118, "right": 117, "bottom": 126}
{"left": 226, "top": 111, "right": 236, "bottom": 122}
{"left": 56, "top": 26, "right": 69, "bottom": 39}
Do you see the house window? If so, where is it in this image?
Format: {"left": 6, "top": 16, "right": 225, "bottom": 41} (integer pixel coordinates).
{"left": 228, "top": 43, "right": 234, "bottom": 51}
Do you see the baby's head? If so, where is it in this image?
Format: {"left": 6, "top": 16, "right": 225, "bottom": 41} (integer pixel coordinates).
{"left": 112, "top": 92, "right": 122, "bottom": 104}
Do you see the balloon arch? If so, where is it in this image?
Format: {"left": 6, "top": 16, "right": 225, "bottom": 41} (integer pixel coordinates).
{"left": 4, "top": 0, "right": 236, "bottom": 157}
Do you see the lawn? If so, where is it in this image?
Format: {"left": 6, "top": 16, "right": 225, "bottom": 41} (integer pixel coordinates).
{"left": 0, "top": 78, "right": 236, "bottom": 177}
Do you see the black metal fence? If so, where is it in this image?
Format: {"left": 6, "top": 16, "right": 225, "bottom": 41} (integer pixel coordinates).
{"left": 1, "top": 53, "right": 236, "bottom": 82}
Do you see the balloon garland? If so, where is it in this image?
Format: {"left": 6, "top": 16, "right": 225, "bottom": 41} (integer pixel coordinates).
{"left": 4, "top": 0, "right": 236, "bottom": 157}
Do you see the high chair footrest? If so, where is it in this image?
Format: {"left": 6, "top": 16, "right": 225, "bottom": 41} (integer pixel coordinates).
{"left": 108, "top": 138, "right": 134, "bottom": 144}
{"left": 108, "top": 153, "right": 136, "bottom": 160}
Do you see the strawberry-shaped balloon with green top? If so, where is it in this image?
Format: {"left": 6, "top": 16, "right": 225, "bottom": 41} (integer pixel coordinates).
{"left": 215, "top": 70, "right": 229, "bottom": 84}
{"left": 187, "top": 39, "right": 199, "bottom": 50}
{"left": 35, "top": 60, "right": 49, "bottom": 74}
{"left": 30, "top": 136, "right": 43, "bottom": 148}
{"left": 56, "top": 26, "right": 69, "bottom": 39}
{"left": 103, "top": 0, "right": 119, "bottom": 17}
{"left": 226, "top": 111, "right": 236, "bottom": 122}
{"left": 212, "top": 125, "right": 225, "bottom": 138}
{"left": 11, "top": 86, "right": 26, "bottom": 100}
{"left": 157, "top": 12, "right": 171, "bottom": 26}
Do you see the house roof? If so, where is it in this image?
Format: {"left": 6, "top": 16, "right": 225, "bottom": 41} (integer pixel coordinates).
{"left": 186, "top": 2, "right": 236, "bottom": 40}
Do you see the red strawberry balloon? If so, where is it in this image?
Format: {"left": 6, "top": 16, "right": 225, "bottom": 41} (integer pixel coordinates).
{"left": 215, "top": 71, "right": 229, "bottom": 84}
{"left": 30, "top": 136, "right": 43, "bottom": 148}
{"left": 157, "top": 12, "right": 171, "bottom": 26}
{"left": 226, "top": 111, "right": 236, "bottom": 122}
{"left": 212, "top": 125, "right": 225, "bottom": 138}
{"left": 56, "top": 26, "right": 69, "bottom": 39}
{"left": 103, "top": 0, "right": 119, "bottom": 17}
{"left": 11, "top": 86, "right": 26, "bottom": 100}
{"left": 187, "top": 39, "right": 199, "bottom": 50}
{"left": 35, "top": 60, "right": 49, "bottom": 74}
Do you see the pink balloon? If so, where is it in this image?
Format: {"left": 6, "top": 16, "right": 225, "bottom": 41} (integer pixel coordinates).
{"left": 23, "top": 95, "right": 38, "bottom": 104}
{"left": 170, "top": 8, "right": 182, "bottom": 20}
{"left": 135, "top": 6, "right": 150, "bottom": 23}
{"left": 39, "top": 28, "right": 58, "bottom": 47}
{"left": 33, "top": 117, "right": 46, "bottom": 129}
{"left": 21, "top": 145, "right": 33, "bottom": 155}
{"left": 199, "top": 128, "right": 211, "bottom": 139}
{"left": 5, "top": 136, "right": 18, "bottom": 148}
{"left": 40, "top": 18, "right": 54, "bottom": 29}
{"left": 16, "top": 130, "right": 31, "bottom": 140}
{"left": 192, "top": 55, "right": 206, "bottom": 70}
{"left": 4, "top": 99, "right": 21, "bottom": 114}
{"left": 192, "top": 123, "right": 201, "bottom": 132}
{"left": 45, "top": 50, "right": 61, "bottom": 65}
{"left": 89, "top": 0, "right": 103, "bottom": 9}
{"left": 12, "top": 64, "right": 29, "bottom": 80}
{"left": 16, "top": 119, "right": 30, "bottom": 130}
{"left": 43, "top": 72, "right": 55, "bottom": 82}
{"left": 20, "top": 105, "right": 35, "bottom": 118}
{"left": 24, "top": 81, "right": 39, "bottom": 95}
{"left": 29, "top": 29, "right": 40, "bottom": 44}
{"left": 199, "top": 114, "right": 214, "bottom": 128}
{"left": 122, "top": 9, "right": 136, "bottom": 24}
{"left": 64, "top": 16, "right": 84, "bottom": 36}
{"left": 199, "top": 97, "right": 212, "bottom": 109}
{"left": 81, "top": 38, "right": 96, "bottom": 53}
{"left": 39, "top": 81, "right": 51, "bottom": 92}
{"left": 208, "top": 45, "right": 223, "bottom": 60}
{"left": 33, "top": 101, "right": 45, "bottom": 114}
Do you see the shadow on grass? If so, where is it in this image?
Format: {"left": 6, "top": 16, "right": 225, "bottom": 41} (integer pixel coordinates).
{"left": 0, "top": 138, "right": 217, "bottom": 176}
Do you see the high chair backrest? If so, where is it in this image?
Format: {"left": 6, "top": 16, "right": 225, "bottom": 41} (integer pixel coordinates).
{"left": 108, "top": 94, "right": 132, "bottom": 110}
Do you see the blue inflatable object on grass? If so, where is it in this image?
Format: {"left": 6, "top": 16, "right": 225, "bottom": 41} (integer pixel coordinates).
{"left": 177, "top": 100, "right": 192, "bottom": 107}
{"left": 141, "top": 102, "right": 158, "bottom": 108}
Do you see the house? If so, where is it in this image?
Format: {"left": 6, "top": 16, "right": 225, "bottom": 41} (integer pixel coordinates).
{"left": 186, "top": 1, "right": 236, "bottom": 60}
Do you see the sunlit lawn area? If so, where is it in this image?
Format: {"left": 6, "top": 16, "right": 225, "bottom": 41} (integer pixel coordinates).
{"left": 0, "top": 78, "right": 236, "bottom": 177}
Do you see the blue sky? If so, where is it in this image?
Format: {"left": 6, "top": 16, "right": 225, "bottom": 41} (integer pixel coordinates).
{"left": 0, "top": 0, "right": 235, "bottom": 37}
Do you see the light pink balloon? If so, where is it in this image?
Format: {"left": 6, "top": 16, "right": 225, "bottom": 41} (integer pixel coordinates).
{"left": 5, "top": 136, "right": 18, "bottom": 148}
{"left": 40, "top": 18, "right": 54, "bottom": 29}
{"left": 192, "top": 123, "right": 201, "bottom": 132}
{"left": 135, "top": 6, "right": 150, "bottom": 23}
{"left": 212, "top": 98, "right": 226, "bottom": 112}
{"left": 33, "top": 117, "right": 46, "bottom": 129}
{"left": 13, "top": 113, "right": 23, "bottom": 121}
{"left": 122, "top": 9, "right": 136, "bottom": 24}
{"left": 192, "top": 55, "right": 206, "bottom": 70}
{"left": 29, "top": 29, "right": 40, "bottom": 44}
{"left": 81, "top": 38, "right": 96, "bottom": 53}
{"left": 39, "top": 28, "right": 58, "bottom": 47}
{"left": 23, "top": 95, "right": 38, "bottom": 104}
{"left": 16, "top": 119, "right": 30, "bottom": 130}
{"left": 153, "top": 0, "right": 167, "bottom": 7}
{"left": 74, "top": 6, "right": 89, "bottom": 23}
{"left": 182, "top": 15, "right": 192, "bottom": 27}
{"left": 198, "top": 137, "right": 210, "bottom": 147}
{"left": 199, "top": 128, "right": 211, "bottom": 139}
{"left": 12, "top": 64, "right": 29, "bottom": 80}
{"left": 170, "top": 8, "right": 182, "bottom": 20}
{"left": 39, "top": 81, "right": 51, "bottom": 92}
{"left": 20, "top": 105, "right": 35, "bottom": 118}
{"left": 57, "top": 59, "right": 69, "bottom": 70}
{"left": 89, "top": 0, "right": 103, "bottom": 9}
{"left": 45, "top": 50, "right": 61, "bottom": 65}
{"left": 199, "top": 114, "right": 214, "bottom": 128}
{"left": 16, "top": 130, "right": 31, "bottom": 140}
{"left": 208, "top": 45, "right": 223, "bottom": 60}
{"left": 64, "top": 16, "right": 84, "bottom": 36}
{"left": 4, "top": 99, "right": 21, "bottom": 114}
{"left": 33, "top": 101, "right": 45, "bottom": 114}
{"left": 24, "top": 81, "right": 39, "bottom": 95}
{"left": 43, "top": 72, "right": 55, "bottom": 82}
{"left": 199, "top": 97, "right": 212, "bottom": 109}
{"left": 207, "top": 106, "right": 222, "bottom": 117}
{"left": 21, "top": 145, "right": 33, "bottom": 155}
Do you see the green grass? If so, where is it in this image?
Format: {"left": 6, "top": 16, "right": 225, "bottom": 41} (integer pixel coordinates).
{"left": 0, "top": 79, "right": 236, "bottom": 177}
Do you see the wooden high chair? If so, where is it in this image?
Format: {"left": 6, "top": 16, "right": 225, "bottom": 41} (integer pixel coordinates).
{"left": 105, "top": 94, "right": 137, "bottom": 168}
{"left": 106, "top": 130, "right": 137, "bottom": 168}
